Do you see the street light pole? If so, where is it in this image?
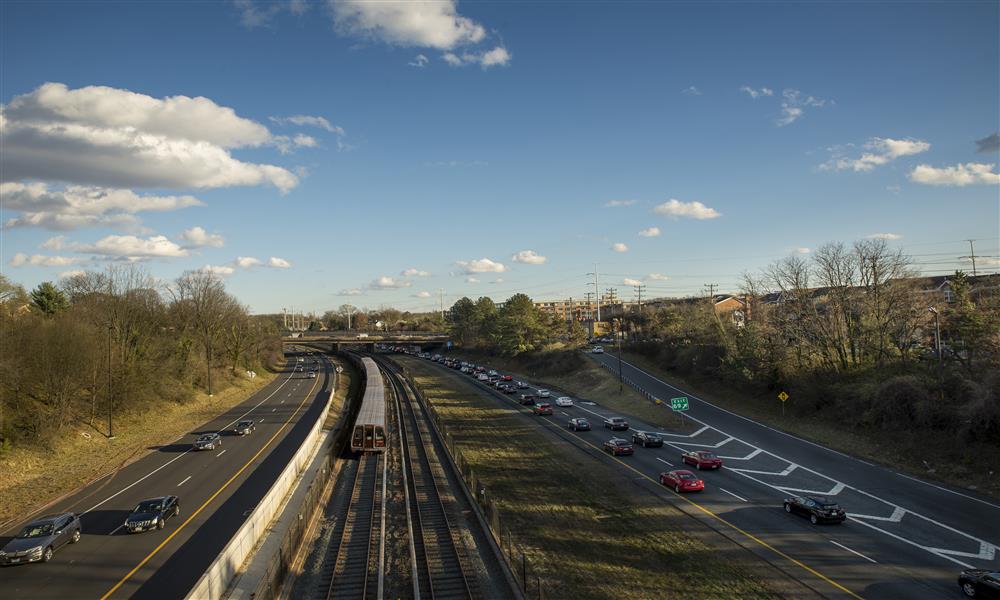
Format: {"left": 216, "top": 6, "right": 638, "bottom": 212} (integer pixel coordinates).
{"left": 107, "top": 323, "right": 114, "bottom": 439}
{"left": 614, "top": 318, "right": 623, "bottom": 394}
{"left": 928, "top": 307, "right": 941, "bottom": 364}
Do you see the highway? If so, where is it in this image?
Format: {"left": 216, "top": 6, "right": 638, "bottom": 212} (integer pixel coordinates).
{"left": 0, "top": 349, "right": 335, "bottom": 600}
{"left": 413, "top": 352, "right": 1000, "bottom": 599}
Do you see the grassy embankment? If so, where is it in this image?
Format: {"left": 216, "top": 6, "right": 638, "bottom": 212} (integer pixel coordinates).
{"left": 400, "top": 356, "right": 806, "bottom": 600}
{"left": 617, "top": 350, "right": 1000, "bottom": 501}
{"left": 0, "top": 368, "right": 281, "bottom": 528}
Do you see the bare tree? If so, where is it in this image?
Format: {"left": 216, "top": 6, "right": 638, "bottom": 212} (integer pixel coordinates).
{"left": 170, "top": 271, "right": 234, "bottom": 395}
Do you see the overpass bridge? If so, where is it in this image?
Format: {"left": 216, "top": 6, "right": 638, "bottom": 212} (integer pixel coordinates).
{"left": 282, "top": 331, "right": 451, "bottom": 353}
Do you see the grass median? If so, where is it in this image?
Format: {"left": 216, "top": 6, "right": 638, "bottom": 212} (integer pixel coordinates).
{"left": 400, "top": 356, "right": 801, "bottom": 600}
{"left": 0, "top": 369, "right": 280, "bottom": 529}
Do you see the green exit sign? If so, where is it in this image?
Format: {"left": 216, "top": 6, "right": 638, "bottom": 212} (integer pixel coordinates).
{"left": 670, "top": 397, "right": 689, "bottom": 411}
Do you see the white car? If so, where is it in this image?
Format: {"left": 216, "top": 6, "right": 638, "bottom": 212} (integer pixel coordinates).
{"left": 555, "top": 396, "right": 574, "bottom": 407}
{"left": 592, "top": 346, "right": 605, "bottom": 354}
{"left": 537, "top": 389, "right": 551, "bottom": 398}
{"left": 477, "top": 374, "right": 489, "bottom": 381}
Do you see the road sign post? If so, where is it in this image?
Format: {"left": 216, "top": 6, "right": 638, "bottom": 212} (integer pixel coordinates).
{"left": 778, "top": 391, "right": 789, "bottom": 417}
{"left": 670, "top": 396, "right": 689, "bottom": 426}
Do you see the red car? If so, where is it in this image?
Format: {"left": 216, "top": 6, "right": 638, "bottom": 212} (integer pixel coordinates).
{"left": 502, "top": 375, "right": 513, "bottom": 381}
{"left": 660, "top": 470, "right": 704, "bottom": 493}
{"left": 681, "top": 450, "right": 723, "bottom": 470}
{"left": 532, "top": 402, "right": 553, "bottom": 416}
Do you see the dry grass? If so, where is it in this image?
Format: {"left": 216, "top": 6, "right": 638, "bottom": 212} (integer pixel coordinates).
{"left": 401, "top": 356, "right": 791, "bottom": 600}
{"left": 618, "top": 350, "right": 1000, "bottom": 501}
{"left": 0, "top": 370, "right": 279, "bottom": 529}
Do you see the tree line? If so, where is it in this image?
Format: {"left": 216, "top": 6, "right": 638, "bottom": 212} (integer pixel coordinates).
{"left": 448, "top": 293, "right": 586, "bottom": 355}
{"left": 0, "top": 266, "right": 283, "bottom": 452}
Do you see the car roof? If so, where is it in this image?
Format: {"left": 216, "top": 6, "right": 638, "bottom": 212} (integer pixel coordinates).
{"left": 31, "top": 513, "right": 72, "bottom": 525}
{"left": 671, "top": 470, "right": 695, "bottom": 475}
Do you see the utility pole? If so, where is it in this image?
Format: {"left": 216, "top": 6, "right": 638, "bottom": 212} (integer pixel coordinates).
{"left": 960, "top": 239, "right": 978, "bottom": 276}
{"left": 283, "top": 307, "right": 288, "bottom": 330}
{"left": 584, "top": 292, "right": 594, "bottom": 321}
{"left": 606, "top": 288, "right": 618, "bottom": 316}
{"left": 633, "top": 284, "right": 646, "bottom": 314}
{"left": 107, "top": 323, "right": 114, "bottom": 439}
{"left": 614, "top": 318, "right": 623, "bottom": 394}
{"left": 587, "top": 265, "right": 601, "bottom": 322}
{"left": 703, "top": 283, "right": 718, "bottom": 298}
{"left": 568, "top": 297, "right": 574, "bottom": 323}
{"left": 439, "top": 288, "right": 445, "bottom": 320}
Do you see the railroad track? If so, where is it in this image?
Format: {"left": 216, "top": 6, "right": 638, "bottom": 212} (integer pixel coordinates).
{"left": 381, "top": 358, "right": 476, "bottom": 600}
{"left": 322, "top": 451, "right": 384, "bottom": 600}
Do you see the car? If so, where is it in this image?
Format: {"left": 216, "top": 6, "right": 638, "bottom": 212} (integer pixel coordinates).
{"left": 502, "top": 385, "right": 517, "bottom": 394}
{"left": 295, "top": 365, "right": 303, "bottom": 372}
{"left": 603, "top": 438, "right": 634, "bottom": 456}
{"left": 554, "top": 396, "right": 573, "bottom": 407}
{"left": 488, "top": 370, "right": 498, "bottom": 376}
{"left": 0, "top": 513, "right": 81, "bottom": 565}
{"left": 681, "top": 450, "right": 723, "bottom": 469}
{"left": 233, "top": 420, "right": 256, "bottom": 435}
{"left": 516, "top": 381, "right": 529, "bottom": 389}
{"left": 567, "top": 418, "right": 591, "bottom": 431}
{"left": 125, "top": 496, "right": 180, "bottom": 533}
{"left": 502, "top": 375, "right": 513, "bottom": 381}
{"left": 632, "top": 431, "right": 664, "bottom": 448}
{"left": 308, "top": 371, "right": 316, "bottom": 379}
{"left": 477, "top": 374, "right": 489, "bottom": 381}
{"left": 592, "top": 346, "right": 605, "bottom": 354}
{"left": 783, "top": 496, "right": 846, "bottom": 524}
{"left": 959, "top": 570, "right": 1000, "bottom": 599}
{"left": 194, "top": 432, "right": 222, "bottom": 451}
{"left": 532, "top": 402, "right": 553, "bottom": 416}
{"left": 603, "top": 416, "right": 629, "bottom": 431}
{"left": 659, "top": 470, "right": 704, "bottom": 493}
{"left": 537, "top": 389, "right": 551, "bottom": 398}
{"left": 519, "top": 394, "right": 537, "bottom": 405}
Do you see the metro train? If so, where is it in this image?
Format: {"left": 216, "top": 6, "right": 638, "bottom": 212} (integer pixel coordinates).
{"left": 350, "top": 357, "right": 387, "bottom": 452}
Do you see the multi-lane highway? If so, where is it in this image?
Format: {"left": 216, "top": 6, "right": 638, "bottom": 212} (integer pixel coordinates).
{"left": 0, "top": 349, "right": 335, "bottom": 600}
{"left": 413, "top": 351, "right": 1000, "bottom": 599}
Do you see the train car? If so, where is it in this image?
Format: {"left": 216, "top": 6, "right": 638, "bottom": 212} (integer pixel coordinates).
{"left": 351, "top": 357, "right": 387, "bottom": 452}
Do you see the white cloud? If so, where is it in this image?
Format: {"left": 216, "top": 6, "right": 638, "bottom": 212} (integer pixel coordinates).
{"left": 333, "top": 0, "right": 487, "bottom": 49}
{"left": 269, "top": 115, "right": 344, "bottom": 134}
{"left": 441, "top": 46, "right": 511, "bottom": 68}
{"left": 289, "top": 0, "right": 308, "bottom": 16}
{"left": 58, "top": 270, "right": 86, "bottom": 279}
{"left": 822, "top": 137, "right": 930, "bottom": 172}
{"left": 370, "top": 276, "right": 411, "bottom": 289}
{"left": 611, "top": 242, "right": 628, "bottom": 253}
{"left": 638, "top": 226, "right": 660, "bottom": 238}
{"left": 1, "top": 182, "right": 203, "bottom": 231}
{"left": 234, "top": 0, "right": 283, "bottom": 28}
{"left": 653, "top": 199, "right": 721, "bottom": 220}
{"left": 41, "top": 235, "right": 66, "bottom": 250}
{"left": 200, "top": 264, "right": 235, "bottom": 277}
{"left": 909, "top": 163, "right": 1000, "bottom": 186}
{"left": 9, "top": 252, "right": 88, "bottom": 267}
{"left": 511, "top": 250, "right": 547, "bottom": 265}
{"left": 74, "top": 234, "right": 188, "bottom": 259}
{"left": 414, "top": 290, "right": 432, "bottom": 298}
{"left": 623, "top": 277, "right": 643, "bottom": 286}
{"left": 604, "top": 199, "right": 637, "bottom": 207}
{"left": 681, "top": 86, "right": 702, "bottom": 96}
{"left": 338, "top": 288, "right": 364, "bottom": 296}
{"left": 424, "top": 160, "right": 488, "bottom": 168}
{"left": 792, "top": 247, "right": 811, "bottom": 254}
{"left": 1, "top": 82, "right": 298, "bottom": 193}
{"left": 490, "top": 278, "right": 504, "bottom": 284}
{"left": 409, "top": 54, "right": 429, "bottom": 68}
{"left": 647, "top": 273, "right": 670, "bottom": 281}
{"left": 776, "top": 88, "right": 827, "bottom": 127}
{"left": 293, "top": 134, "right": 317, "bottom": 148}
{"left": 740, "top": 86, "right": 774, "bottom": 99}
{"left": 465, "top": 277, "right": 480, "bottom": 283}
{"left": 401, "top": 268, "right": 431, "bottom": 277}
{"left": 235, "top": 256, "right": 263, "bottom": 268}
{"left": 456, "top": 257, "right": 507, "bottom": 273}
{"left": 181, "top": 226, "right": 225, "bottom": 248}
{"left": 268, "top": 256, "right": 291, "bottom": 268}
{"left": 867, "top": 233, "right": 903, "bottom": 240}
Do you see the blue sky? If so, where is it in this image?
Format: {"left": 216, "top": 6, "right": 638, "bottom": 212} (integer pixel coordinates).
{"left": 2, "top": 0, "right": 998, "bottom": 314}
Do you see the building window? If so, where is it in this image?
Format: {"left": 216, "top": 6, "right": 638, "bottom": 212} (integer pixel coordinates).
{"left": 944, "top": 290, "right": 954, "bottom": 303}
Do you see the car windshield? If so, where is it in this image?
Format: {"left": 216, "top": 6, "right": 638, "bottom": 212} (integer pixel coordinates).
{"left": 17, "top": 523, "right": 53, "bottom": 538}
{"left": 238, "top": 421, "right": 252, "bottom": 427}
{"left": 820, "top": 503, "right": 841, "bottom": 510}
{"left": 679, "top": 473, "right": 696, "bottom": 479}
{"left": 134, "top": 500, "right": 162, "bottom": 513}
{"left": 198, "top": 434, "right": 215, "bottom": 441}
{"left": 700, "top": 452, "right": 716, "bottom": 458}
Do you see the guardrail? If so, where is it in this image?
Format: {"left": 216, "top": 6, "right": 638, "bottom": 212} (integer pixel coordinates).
{"left": 186, "top": 389, "right": 335, "bottom": 600}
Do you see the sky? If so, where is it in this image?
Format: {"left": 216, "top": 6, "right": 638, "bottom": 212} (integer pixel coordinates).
{"left": 2, "top": 0, "right": 998, "bottom": 315}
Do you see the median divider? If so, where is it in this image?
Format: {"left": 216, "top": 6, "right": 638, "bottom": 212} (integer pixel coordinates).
{"left": 185, "top": 388, "right": 335, "bottom": 600}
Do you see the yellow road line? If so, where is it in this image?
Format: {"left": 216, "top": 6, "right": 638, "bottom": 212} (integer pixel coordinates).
{"left": 100, "top": 374, "right": 322, "bottom": 600}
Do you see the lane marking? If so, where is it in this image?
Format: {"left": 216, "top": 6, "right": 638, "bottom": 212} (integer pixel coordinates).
{"left": 110, "top": 524, "right": 125, "bottom": 536}
{"left": 656, "top": 457, "right": 674, "bottom": 467}
{"left": 719, "top": 488, "right": 748, "bottom": 503}
{"left": 719, "top": 448, "right": 763, "bottom": 461}
{"left": 79, "top": 367, "right": 296, "bottom": 516}
{"left": 272, "top": 408, "right": 276, "bottom": 412}
{"left": 177, "top": 476, "right": 191, "bottom": 487}
{"left": 830, "top": 540, "right": 877, "bottom": 564}
{"left": 732, "top": 464, "right": 798, "bottom": 477}
{"left": 893, "top": 472, "right": 1000, "bottom": 511}
{"left": 849, "top": 517, "right": 973, "bottom": 569}
{"left": 100, "top": 372, "right": 321, "bottom": 600}
{"left": 216, "top": 450, "right": 227, "bottom": 458}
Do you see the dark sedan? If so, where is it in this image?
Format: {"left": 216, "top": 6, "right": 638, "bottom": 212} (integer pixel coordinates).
{"left": 567, "top": 418, "right": 591, "bottom": 431}
{"left": 959, "top": 570, "right": 1000, "bottom": 599}
{"left": 783, "top": 496, "right": 846, "bottom": 524}
{"left": 519, "top": 394, "right": 537, "bottom": 405}
{"left": 0, "top": 513, "right": 81, "bottom": 565}
{"left": 603, "top": 438, "right": 634, "bottom": 456}
{"left": 233, "top": 419, "right": 256, "bottom": 435}
{"left": 125, "top": 496, "right": 180, "bottom": 533}
{"left": 632, "top": 431, "right": 664, "bottom": 448}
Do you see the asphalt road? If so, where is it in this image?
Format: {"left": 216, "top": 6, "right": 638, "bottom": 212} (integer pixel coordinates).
{"left": 412, "top": 352, "right": 1000, "bottom": 599}
{"left": 0, "top": 348, "right": 334, "bottom": 600}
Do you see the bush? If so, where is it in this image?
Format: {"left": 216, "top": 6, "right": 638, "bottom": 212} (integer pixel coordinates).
{"left": 864, "top": 376, "right": 931, "bottom": 430}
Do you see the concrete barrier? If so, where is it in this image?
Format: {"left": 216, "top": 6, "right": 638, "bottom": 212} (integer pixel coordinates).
{"left": 186, "top": 390, "right": 334, "bottom": 600}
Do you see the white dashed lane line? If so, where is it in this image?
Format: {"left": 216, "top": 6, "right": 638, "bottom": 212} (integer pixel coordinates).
{"left": 177, "top": 476, "right": 191, "bottom": 487}
{"left": 830, "top": 540, "right": 878, "bottom": 564}
{"left": 719, "top": 487, "right": 748, "bottom": 502}
{"left": 656, "top": 457, "right": 674, "bottom": 467}
{"left": 216, "top": 449, "right": 227, "bottom": 458}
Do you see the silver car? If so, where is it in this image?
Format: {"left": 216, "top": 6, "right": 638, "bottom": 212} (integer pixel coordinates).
{"left": 0, "top": 513, "right": 81, "bottom": 565}
{"left": 194, "top": 432, "right": 222, "bottom": 450}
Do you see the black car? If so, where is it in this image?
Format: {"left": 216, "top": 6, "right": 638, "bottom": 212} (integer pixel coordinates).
{"left": 519, "top": 394, "right": 537, "bottom": 406}
{"left": 603, "top": 416, "right": 629, "bottom": 431}
{"left": 783, "top": 496, "right": 846, "bottom": 524}
{"left": 125, "top": 496, "right": 180, "bottom": 533}
{"left": 567, "top": 418, "right": 591, "bottom": 431}
{"left": 502, "top": 385, "right": 517, "bottom": 394}
{"left": 959, "top": 570, "right": 1000, "bottom": 599}
{"left": 233, "top": 419, "right": 256, "bottom": 435}
{"left": 632, "top": 431, "right": 663, "bottom": 448}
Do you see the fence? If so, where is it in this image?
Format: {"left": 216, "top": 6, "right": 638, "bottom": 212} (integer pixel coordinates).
{"left": 400, "top": 364, "right": 546, "bottom": 600}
